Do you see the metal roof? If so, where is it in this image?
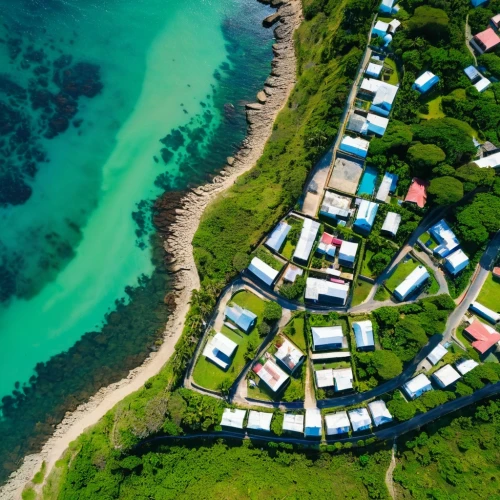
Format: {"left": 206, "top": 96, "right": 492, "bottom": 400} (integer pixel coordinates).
{"left": 247, "top": 257, "right": 279, "bottom": 286}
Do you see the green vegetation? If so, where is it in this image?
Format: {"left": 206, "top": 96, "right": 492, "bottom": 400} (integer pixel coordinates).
{"left": 283, "top": 313, "right": 307, "bottom": 351}
{"left": 355, "top": 350, "right": 403, "bottom": 391}
{"left": 279, "top": 274, "right": 306, "bottom": 300}
{"left": 193, "top": 291, "right": 266, "bottom": 390}
{"left": 427, "top": 175, "right": 464, "bottom": 205}
{"left": 254, "top": 247, "right": 283, "bottom": 271}
{"left": 351, "top": 280, "right": 372, "bottom": 307}
{"left": 476, "top": 273, "right": 500, "bottom": 312}
{"left": 363, "top": 235, "right": 397, "bottom": 277}
{"left": 374, "top": 286, "right": 390, "bottom": 301}
{"left": 418, "top": 95, "right": 445, "bottom": 119}
{"left": 384, "top": 57, "right": 399, "bottom": 85}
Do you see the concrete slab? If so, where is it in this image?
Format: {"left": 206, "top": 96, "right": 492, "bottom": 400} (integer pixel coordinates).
{"left": 328, "top": 155, "right": 364, "bottom": 195}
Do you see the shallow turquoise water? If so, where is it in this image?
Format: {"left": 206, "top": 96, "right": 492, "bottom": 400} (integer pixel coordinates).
{"left": 0, "top": 0, "right": 274, "bottom": 446}
{"left": 357, "top": 166, "right": 378, "bottom": 196}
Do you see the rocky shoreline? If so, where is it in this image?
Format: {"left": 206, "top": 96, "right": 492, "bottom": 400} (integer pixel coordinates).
{"left": 0, "top": 1, "right": 301, "bottom": 498}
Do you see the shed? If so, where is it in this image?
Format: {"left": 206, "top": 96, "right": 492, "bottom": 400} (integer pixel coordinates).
{"left": 221, "top": 408, "right": 246, "bottom": 429}
{"left": 247, "top": 411, "right": 273, "bottom": 432}
{"left": 381, "top": 212, "right": 401, "bottom": 237}
{"left": 372, "top": 20, "right": 390, "bottom": 38}
{"left": 405, "top": 178, "right": 428, "bottom": 208}
{"left": 305, "top": 277, "right": 350, "bottom": 306}
{"left": 247, "top": 257, "right": 279, "bottom": 286}
{"left": 325, "top": 411, "right": 351, "bottom": 435}
{"left": 225, "top": 304, "right": 257, "bottom": 332}
{"left": 474, "top": 77, "right": 491, "bottom": 92}
{"left": 427, "top": 344, "right": 448, "bottom": 365}
{"left": 388, "top": 19, "right": 401, "bottom": 32}
{"left": 464, "top": 319, "right": 500, "bottom": 353}
{"left": 353, "top": 200, "right": 379, "bottom": 235}
{"left": 275, "top": 337, "right": 304, "bottom": 373}
{"left": 429, "top": 219, "right": 459, "bottom": 257}
{"left": 379, "top": 0, "right": 396, "bottom": 14}
{"left": 403, "top": 373, "right": 433, "bottom": 399}
{"left": 339, "top": 136, "right": 370, "bottom": 158}
{"left": 312, "top": 326, "right": 345, "bottom": 351}
{"left": 338, "top": 240, "right": 359, "bottom": 268}
{"left": 315, "top": 368, "right": 334, "bottom": 388}
{"left": 445, "top": 249, "right": 469, "bottom": 275}
{"left": 348, "top": 408, "right": 372, "bottom": 432}
{"left": 366, "top": 62, "right": 383, "bottom": 78}
{"left": 265, "top": 221, "right": 290, "bottom": 253}
{"left": 253, "top": 359, "right": 289, "bottom": 392}
{"left": 464, "top": 65, "right": 481, "bottom": 82}
{"left": 353, "top": 320, "right": 375, "bottom": 350}
{"left": 282, "top": 413, "right": 304, "bottom": 433}
{"left": 456, "top": 359, "right": 479, "bottom": 375}
{"left": 304, "top": 408, "right": 322, "bottom": 437}
{"left": 471, "top": 28, "right": 500, "bottom": 54}
{"left": 368, "top": 400, "right": 393, "bottom": 426}
{"left": 473, "top": 151, "right": 500, "bottom": 168}
{"left": 293, "top": 218, "right": 320, "bottom": 263}
{"left": 202, "top": 332, "right": 238, "bottom": 370}
{"left": 412, "top": 71, "right": 440, "bottom": 93}
{"left": 470, "top": 301, "right": 500, "bottom": 324}
{"left": 283, "top": 264, "right": 303, "bottom": 283}
{"left": 433, "top": 364, "right": 461, "bottom": 388}
{"left": 394, "top": 265, "right": 430, "bottom": 301}
{"left": 376, "top": 172, "right": 398, "bottom": 202}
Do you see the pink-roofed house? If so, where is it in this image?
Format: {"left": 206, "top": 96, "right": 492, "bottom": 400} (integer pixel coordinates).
{"left": 471, "top": 27, "right": 500, "bottom": 54}
{"left": 405, "top": 178, "right": 429, "bottom": 208}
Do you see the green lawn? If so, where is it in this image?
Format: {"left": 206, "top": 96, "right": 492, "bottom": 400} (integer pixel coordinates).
{"left": 384, "top": 57, "right": 399, "bottom": 85}
{"left": 313, "top": 360, "right": 351, "bottom": 370}
{"left": 385, "top": 259, "right": 420, "bottom": 293}
{"left": 192, "top": 290, "right": 267, "bottom": 391}
{"left": 281, "top": 239, "right": 295, "bottom": 260}
{"left": 476, "top": 273, "right": 500, "bottom": 312}
{"left": 419, "top": 96, "right": 445, "bottom": 120}
{"left": 428, "top": 272, "right": 440, "bottom": 295}
{"left": 420, "top": 231, "right": 438, "bottom": 250}
{"left": 351, "top": 280, "right": 372, "bottom": 307}
{"left": 361, "top": 249, "right": 375, "bottom": 278}
{"left": 283, "top": 315, "right": 307, "bottom": 351}
{"left": 374, "top": 286, "right": 390, "bottom": 301}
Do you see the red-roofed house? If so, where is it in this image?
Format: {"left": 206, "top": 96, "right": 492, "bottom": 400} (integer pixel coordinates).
{"left": 471, "top": 28, "right": 500, "bottom": 54}
{"left": 493, "top": 267, "right": 500, "bottom": 280}
{"left": 464, "top": 319, "right": 500, "bottom": 354}
{"left": 405, "top": 178, "right": 429, "bottom": 208}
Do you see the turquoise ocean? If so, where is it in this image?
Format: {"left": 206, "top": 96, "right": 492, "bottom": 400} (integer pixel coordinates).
{"left": 0, "top": 0, "right": 274, "bottom": 481}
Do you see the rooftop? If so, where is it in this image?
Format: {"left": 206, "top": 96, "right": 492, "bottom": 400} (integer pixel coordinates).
{"left": 349, "top": 408, "right": 372, "bottom": 432}
{"left": 405, "top": 178, "right": 429, "bottom": 208}
{"left": 293, "top": 218, "right": 320, "bottom": 263}
{"left": 465, "top": 319, "right": 500, "bottom": 354}
{"left": 247, "top": 257, "right": 279, "bottom": 287}
{"left": 376, "top": 172, "right": 398, "bottom": 202}
{"left": 381, "top": 211, "right": 401, "bottom": 236}
{"left": 474, "top": 151, "right": 500, "bottom": 168}
{"left": 202, "top": 332, "right": 238, "bottom": 370}
{"left": 283, "top": 264, "right": 303, "bottom": 283}
{"left": 275, "top": 336, "right": 304, "bottom": 373}
{"left": 368, "top": 400, "right": 393, "bottom": 426}
{"left": 456, "top": 359, "right": 479, "bottom": 375}
{"left": 427, "top": 344, "right": 448, "bottom": 365}
{"left": 325, "top": 411, "right": 350, "bottom": 435}
{"left": 253, "top": 358, "right": 289, "bottom": 392}
{"left": 247, "top": 411, "right": 273, "bottom": 432}
{"left": 429, "top": 219, "right": 459, "bottom": 257}
{"left": 225, "top": 303, "right": 257, "bottom": 332}
{"left": 353, "top": 320, "right": 375, "bottom": 349}
{"left": 221, "top": 408, "right": 246, "bottom": 429}
{"left": 433, "top": 364, "right": 461, "bottom": 388}
{"left": 282, "top": 413, "right": 304, "bottom": 433}
{"left": 312, "top": 325, "right": 344, "bottom": 349}
{"left": 315, "top": 368, "right": 334, "bottom": 388}
{"left": 304, "top": 408, "right": 322, "bottom": 437}
{"left": 305, "top": 277, "right": 350, "bottom": 305}
{"left": 404, "top": 373, "right": 432, "bottom": 398}
{"left": 470, "top": 301, "right": 500, "bottom": 324}
{"left": 394, "top": 265, "right": 430, "bottom": 301}
{"left": 474, "top": 27, "right": 500, "bottom": 51}
{"left": 265, "top": 222, "right": 290, "bottom": 253}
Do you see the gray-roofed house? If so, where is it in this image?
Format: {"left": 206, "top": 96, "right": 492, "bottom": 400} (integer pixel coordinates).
{"left": 381, "top": 212, "right": 401, "bottom": 238}
{"left": 265, "top": 221, "right": 290, "bottom": 253}
{"left": 353, "top": 320, "right": 375, "bottom": 350}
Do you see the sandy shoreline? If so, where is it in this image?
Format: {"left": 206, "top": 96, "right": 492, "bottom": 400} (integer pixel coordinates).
{"left": 0, "top": 2, "right": 301, "bottom": 499}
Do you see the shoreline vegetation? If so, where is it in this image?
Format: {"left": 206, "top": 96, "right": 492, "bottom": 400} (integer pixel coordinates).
{"left": 0, "top": 1, "right": 302, "bottom": 498}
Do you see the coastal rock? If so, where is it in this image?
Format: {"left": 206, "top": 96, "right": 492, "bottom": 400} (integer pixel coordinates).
{"left": 245, "top": 102, "right": 263, "bottom": 110}
{"left": 227, "top": 156, "right": 235, "bottom": 166}
{"left": 256, "top": 91, "right": 267, "bottom": 104}
{"left": 263, "top": 13, "right": 281, "bottom": 28}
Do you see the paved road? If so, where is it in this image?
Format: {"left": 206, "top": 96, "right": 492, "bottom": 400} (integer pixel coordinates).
{"left": 444, "top": 231, "right": 500, "bottom": 341}
{"left": 134, "top": 382, "right": 500, "bottom": 449}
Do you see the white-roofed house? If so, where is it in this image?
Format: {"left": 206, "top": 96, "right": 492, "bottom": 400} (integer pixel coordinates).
{"left": 427, "top": 344, "right": 448, "bottom": 365}
{"left": 293, "top": 218, "right": 320, "bottom": 264}
{"left": 376, "top": 172, "right": 398, "bottom": 202}
{"left": 304, "top": 408, "right": 322, "bottom": 437}
{"left": 372, "top": 20, "right": 390, "bottom": 38}
{"left": 274, "top": 336, "right": 305, "bottom": 374}
{"left": 444, "top": 249, "right": 469, "bottom": 275}
{"left": 282, "top": 413, "right": 304, "bottom": 434}
{"left": 325, "top": 411, "right": 351, "bottom": 435}
{"left": 403, "top": 373, "right": 433, "bottom": 399}
{"left": 202, "top": 332, "right": 238, "bottom": 370}
{"left": 381, "top": 212, "right": 402, "bottom": 238}
{"left": 338, "top": 240, "right": 359, "bottom": 268}
{"left": 333, "top": 367, "right": 354, "bottom": 391}
{"left": 283, "top": 264, "right": 303, "bottom": 283}
{"left": 366, "top": 62, "right": 384, "bottom": 78}
{"left": 359, "top": 78, "right": 399, "bottom": 116}
{"left": 305, "top": 277, "right": 350, "bottom": 306}
{"left": 221, "top": 408, "right": 246, "bottom": 429}
{"left": 319, "top": 191, "right": 353, "bottom": 222}
{"left": 368, "top": 400, "right": 393, "bottom": 426}
{"left": 429, "top": 219, "right": 460, "bottom": 257}
{"left": 339, "top": 136, "right": 370, "bottom": 158}
{"left": 380, "top": 0, "right": 396, "bottom": 14}
{"left": 393, "top": 265, "right": 430, "bottom": 301}
{"left": 353, "top": 199, "right": 379, "bottom": 235}
{"left": 247, "top": 257, "right": 279, "bottom": 287}
{"left": 315, "top": 368, "right": 334, "bottom": 388}
{"left": 470, "top": 301, "right": 500, "bottom": 324}
{"left": 225, "top": 303, "right": 257, "bottom": 332}
{"left": 311, "top": 325, "right": 345, "bottom": 351}
{"left": 432, "top": 364, "right": 461, "bottom": 388}
{"left": 474, "top": 77, "right": 491, "bottom": 92}
{"left": 388, "top": 19, "right": 401, "bottom": 32}
{"left": 347, "top": 113, "right": 389, "bottom": 137}
{"left": 265, "top": 221, "right": 291, "bottom": 253}
{"left": 413, "top": 71, "right": 440, "bottom": 93}
{"left": 473, "top": 151, "right": 500, "bottom": 168}
{"left": 455, "top": 359, "right": 479, "bottom": 375}
{"left": 349, "top": 408, "right": 372, "bottom": 432}
{"left": 253, "top": 358, "right": 289, "bottom": 393}
{"left": 353, "top": 320, "right": 375, "bottom": 351}
{"left": 247, "top": 411, "right": 273, "bottom": 432}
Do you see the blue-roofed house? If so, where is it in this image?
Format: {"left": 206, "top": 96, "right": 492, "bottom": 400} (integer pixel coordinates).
{"left": 464, "top": 65, "right": 481, "bottom": 83}
{"left": 429, "top": 219, "right": 459, "bottom": 257}
{"left": 413, "top": 71, "right": 440, "bottom": 93}
{"left": 265, "top": 221, "right": 290, "bottom": 253}
{"left": 366, "top": 62, "right": 384, "bottom": 78}
{"left": 471, "top": 0, "right": 487, "bottom": 7}
{"left": 353, "top": 199, "right": 379, "bottom": 235}
{"left": 380, "top": 0, "right": 396, "bottom": 13}
{"left": 372, "top": 20, "right": 389, "bottom": 38}
{"left": 444, "top": 249, "right": 469, "bottom": 275}
{"left": 339, "top": 136, "right": 370, "bottom": 158}
{"left": 225, "top": 304, "right": 257, "bottom": 333}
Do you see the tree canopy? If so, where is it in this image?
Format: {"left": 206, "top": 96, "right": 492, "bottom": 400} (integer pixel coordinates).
{"left": 427, "top": 176, "right": 464, "bottom": 205}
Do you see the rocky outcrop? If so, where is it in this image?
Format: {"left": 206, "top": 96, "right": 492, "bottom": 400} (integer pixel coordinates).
{"left": 263, "top": 12, "right": 281, "bottom": 27}
{"left": 256, "top": 91, "right": 267, "bottom": 103}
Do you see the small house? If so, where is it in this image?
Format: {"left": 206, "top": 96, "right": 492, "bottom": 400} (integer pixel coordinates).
{"left": 432, "top": 364, "right": 461, "bottom": 388}
{"left": 464, "top": 319, "right": 500, "bottom": 354}
{"left": 353, "top": 320, "right": 375, "bottom": 350}
{"left": 474, "top": 77, "right": 491, "bottom": 93}
{"left": 359, "top": 78, "right": 399, "bottom": 116}
{"left": 429, "top": 219, "right": 460, "bottom": 257}
{"left": 412, "top": 71, "right": 440, "bottom": 93}
{"left": 444, "top": 249, "right": 469, "bottom": 275}
{"left": 464, "top": 65, "right": 481, "bottom": 83}
{"left": 305, "top": 277, "right": 349, "bottom": 306}
{"left": 333, "top": 368, "right": 353, "bottom": 391}
{"left": 339, "top": 136, "right": 370, "bottom": 158}
{"left": 221, "top": 408, "right": 246, "bottom": 429}
{"left": 311, "top": 325, "right": 345, "bottom": 351}
{"left": 394, "top": 265, "right": 430, "bottom": 301}
{"left": 376, "top": 172, "right": 398, "bottom": 202}
{"left": 282, "top": 413, "right": 304, "bottom": 434}
{"left": 225, "top": 304, "right": 257, "bottom": 332}
{"left": 265, "top": 221, "right": 290, "bottom": 253}
{"left": 366, "top": 62, "right": 384, "bottom": 78}
{"left": 474, "top": 151, "right": 500, "bottom": 168}
{"left": 405, "top": 178, "right": 428, "bottom": 208}
{"left": 455, "top": 359, "right": 479, "bottom": 375}
{"left": 380, "top": 0, "right": 397, "bottom": 14}
{"left": 253, "top": 358, "right": 289, "bottom": 393}
{"left": 491, "top": 14, "right": 500, "bottom": 30}
{"left": 368, "top": 400, "right": 393, "bottom": 427}
{"left": 427, "top": 344, "right": 448, "bottom": 365}
{"left": 381, "top": 212, "right": 401, "bottom": 238}
{"left": 338, "top": 240, "right": 359, "bottom": 268}
{"left": 317, "top": 232, "right": 339, "bottom": 257}
{"left": 247, "top": 257, "right": 279, "bottom": 287}
{"left": 470, "top": 301, "right": 500, "bottom": 324}
{"left": 304, "top": 408, "right": 322, "bottom": 437}
{"left": 275, "top": 337, "right": 305, "bottom": 373}
{"left": 293, "top": 218, "right": 320, "bottom": 264}
{"left": 348, "top": 408, "right": 372, "bottom": 432}
{"left": 403, "top": 373, "right": 433, "bottom": 399}
{"left": 202, "top": 332, "right": 238, "bottom": 370}
{"left": 372, "top": 20, "right": 390, "bottom": 38}
{"left": 283, "top": 264, "right": 303, "bottom": 283}
{"left": 315, "top": 368, "right": 334, "bottom": 388}
{"left": 353, "top": 199, "right": 379, "bottom": 235}
{"left": 471, "top": 28, "right": 500, "bottom": 54}
{"left": 247, "top": 411, "right": 273, "bottom": 432}
{"left": 325, "top": 411, "right": 351, "bottom": 435}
